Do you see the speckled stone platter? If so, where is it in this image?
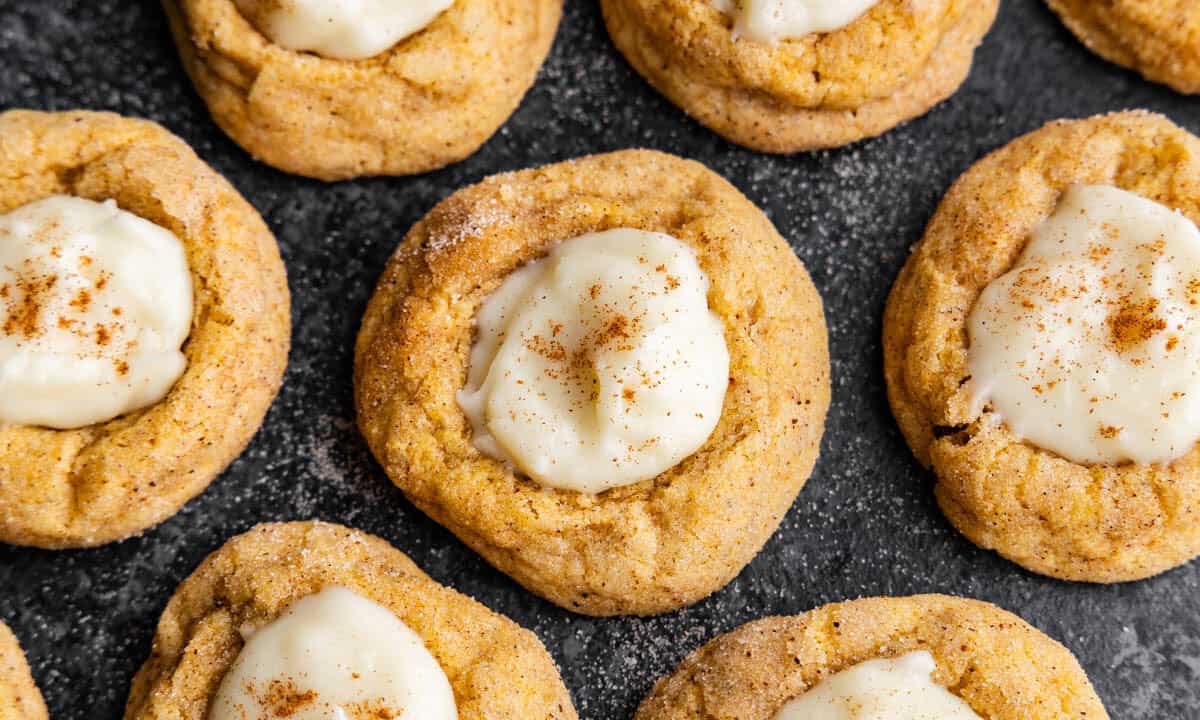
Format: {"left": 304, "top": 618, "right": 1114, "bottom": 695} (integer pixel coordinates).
{"left": 0, "top": 1, "right": 1197, "bottom": 718}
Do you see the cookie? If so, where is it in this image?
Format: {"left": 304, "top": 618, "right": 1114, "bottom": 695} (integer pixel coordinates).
{"left": 0, "top": 110, "right": 290, "bottom": 549}
{"left": 635, "top": 595, "right": 1108, "bottom": 720}
{"left": 0, "top": 622, "right": 47, "bottom": 720}
{"left": 600, "top": 0, "right": 998, "bottom": 153}
{"left": 884, "top": 111, "right": 1200, "bottom": 582}
{"left": 124, "top": 521, "right": 576, "bottom": 719}
{"left": 355, "top": 149, "right": 830, "bottom": 616}
{"left": 1047, "top": 0, "right": 1200, "bottom": 94}
{"left": 162, "top": 0, "right": 562, "bottom": 181}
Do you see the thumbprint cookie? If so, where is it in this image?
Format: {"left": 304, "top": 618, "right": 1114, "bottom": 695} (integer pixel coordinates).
{"left": 124, "top": 521, "right": 577, "bottom": 720}
{"left": 355, "top": 149, "right": 830, "bottom": 615}
{"left": 885, "top": 111, "right": 1200, "bottom": 582}
{"left": 601, "top": 0, "right": 998, "bottom": 152}
{"left": 0, "top": 110, "right": 289, "bottom": 548}
{"left": 636, "top": 595, "right": 1108, "bottom": 720}
{"left": 163, "top": 0, "right": 562, "bottom": 180}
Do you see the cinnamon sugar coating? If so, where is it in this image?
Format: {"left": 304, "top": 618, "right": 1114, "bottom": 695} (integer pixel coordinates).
{"left": 1047, "top": 0, "right": 1200, "bottom": 94}
{"left": 162, "top": 0, "right": 562, "bottom": 181}
{"left": 124, "top": 521, "right": 577, "bottom": 720}
{"left": 600, "top": 0, "right": 998, "bottom": 153}
{"left": 0, "top": 110, "right": 290, "bottom": 549}
{"left": 634, "top": 595, "right": 1108, "bottom": 720}
{"left": 0, "top": 622, "right": 47, "bottom": 720}
{"left": 884, "top": 111, "right": 1200, "bottom": 582}
{"left": 355, "top": 149, "right": 830, "bottom": 615}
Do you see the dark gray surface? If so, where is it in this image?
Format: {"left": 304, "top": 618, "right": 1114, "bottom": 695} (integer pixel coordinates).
{"left": 0, "top": 0, "right": 1198, "bottom": 717}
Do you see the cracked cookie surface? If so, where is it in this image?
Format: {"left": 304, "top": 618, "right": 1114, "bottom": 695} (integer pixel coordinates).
{"left": 0, "top": 110, "right": 290, "bottom": 549}
{"left": 883, "top": 111, "right": 1200, "bottom": 582}
{"left": 600, "top": 0, "right": 998, "bottom": 152}
{"left": 162, "top": 0, "right": 562, "bottom": 181}
{"left": 1047, "top": 0, "right": 1200, "bottom": 94}
{"left": 123, "top": 521, "right": 577, "bottom": 720}
{"left": 635, "top": 595, "right": 1108, "bottom": 720}
{"left": 0, "top": 622, "right": 47, "bottom": 720}
{"left": 355, "top": 149, "right": 830, "bottom": 616}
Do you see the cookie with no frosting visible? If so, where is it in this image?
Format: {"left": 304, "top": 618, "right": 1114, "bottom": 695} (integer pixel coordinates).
{"left": 355, "top": 149, "right": 830, "bottom": 616}
{"left": 884, "top": 111, "right": 1200, "bottom": 582}
{"left": 600, "top": 0, "right": 998, "bottom": 153}
{"left": 124, "top": 521, "right": 577, "bottom": 720}
{"left": 635, "top": 595, "right": 1109, "bottom": 720}
{"left": 1047, "top": 0, "right": 1200, "bottom": 94}
{"left": 0, "top": 622, "right": 47, "bottom": 720}
{"left": 0, "top": 110, "right": 290, "bottom": 549}
{"left": 162, "top": 0, "right": 562, "bottom": 181}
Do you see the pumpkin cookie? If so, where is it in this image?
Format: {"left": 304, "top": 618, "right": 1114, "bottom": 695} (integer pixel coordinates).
{"left": 124, "top": 521, "right": 577, "bottom": 720}
{"left": 600, "top": 0, "right": 999, "bottom": 153}
{"left": 163, "top": 0, "right": 562, "bottom": 180}
{"left": 355, "top": 149, "right": 830, "bottom": 616}
{"left": 635, "top": 595, "right": 1109, "bottom": 720}
{"left": 884, "top": 111, "right": 1200, "bottom": 582}
{"left": 0, "top": 622, "right": 47, "bottom": 720}
{"left": 1047, "top": 0, "right": 1200, "bottom": 94}
{"left": 0, "top": 110, "right": 290, "bottom": 549}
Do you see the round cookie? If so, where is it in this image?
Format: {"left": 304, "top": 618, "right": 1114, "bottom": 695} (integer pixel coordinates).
{"left": 0, "top": 622, "right": 47, "bottom": 720}
{"left": 635, "top": 594, "right": 1109, "bottom": 720}
{"left": 600, "top": 0, "right": 999, "bottom": 153}
{"left": 1047, "top": 0, "right": 1200, "bottom": 94}
{"left": 883, "top": 111, "right": 1200, "bottom": 582}
{"left": 162, "top": 0, "right": 563, "bottom": 181}
{"left": 355, "top": 149, "right": 831, "bottom": 616}
{"left": 124, "top": 521, "right": 577, "bottom": 719}
{"left": 0, "top": 110, "right": 290, "bottom": 549}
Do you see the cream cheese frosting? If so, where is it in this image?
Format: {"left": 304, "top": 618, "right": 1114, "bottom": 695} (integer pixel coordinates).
{"left": 0, "top": 195, "right": 192, "bottom": 429}
{"left": 209, "top": 586, "right": 457, "bottom": 720}
{"left": 234, "top": 0, "right": 455, "bottom": 60}
{"left": 968, "top": 184, "right": 1200, "bottom": 466}
{"left": 710, "top": 0, "right": 881, "bottom": 44}
{"left": 458, "top": 228, "right": 730, "bottom": 494}
{"left": 774, "top": 651, "right": 983, "bottom": 720}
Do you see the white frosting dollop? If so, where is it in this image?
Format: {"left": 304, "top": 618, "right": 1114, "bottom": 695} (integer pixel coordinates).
{"left": 774, "top": 651, "right": 983, "bottom": 720}
{"left": 210, "top": 586, "right": 457, "bottom": 720}
{"left": 0, "top": 196, "right": 192, "bottom": 429}
{"left": 968, "top": 184, "right": 1200, "bottom": 466}
{"left": 710, "top": 0, "right": 881, "bottom": 44}
{"left": 234, "top": 0, "right": 455, "bottom": 60}
{"left": 457, "top": 228, "right": 730, "bottom": 494}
